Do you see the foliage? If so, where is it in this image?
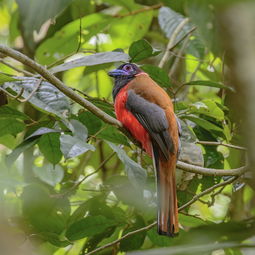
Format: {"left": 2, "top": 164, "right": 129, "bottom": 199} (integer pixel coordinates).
{"left": 0, "top": 0, "right": 254, "bottom": 255}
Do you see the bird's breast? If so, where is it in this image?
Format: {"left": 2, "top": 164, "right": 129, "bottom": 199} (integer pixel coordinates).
{"left": 114, "top": 85, "right": 152, "bottom": 156}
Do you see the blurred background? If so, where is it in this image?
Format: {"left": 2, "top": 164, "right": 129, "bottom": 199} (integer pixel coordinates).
{"left": 0, "top": 0, "right": 255, "bottom": 254}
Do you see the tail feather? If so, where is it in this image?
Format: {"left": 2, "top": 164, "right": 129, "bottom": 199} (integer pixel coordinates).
{"left": 153, "top": 145, "right": 179, "bottom": 237}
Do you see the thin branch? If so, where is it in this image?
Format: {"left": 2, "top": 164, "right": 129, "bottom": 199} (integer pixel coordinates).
{"left": 85, "top": 176, "right": 238, "bottom": 255}
{"left": 158, "top": 18, "right": 189, "bottom": 68}
{"left": 114, "top": 3, "right": 162, "bottom": 18}
{"left": 169, "top": 34, "right": 191, "bottom": 77}
{"left": 0, "top": 59, "right": 34, "bottom": 76}
{"left": 196, "top": 141, "right": 247, "bottom": 151}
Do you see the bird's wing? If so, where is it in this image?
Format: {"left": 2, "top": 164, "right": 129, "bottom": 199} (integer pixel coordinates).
{"left": 126, "top": 89, "right": 174, "bottom": 159}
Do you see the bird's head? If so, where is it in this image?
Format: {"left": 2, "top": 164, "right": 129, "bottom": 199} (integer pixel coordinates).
{"left": 108, "top": 63, "right": 142, "bottom": 78}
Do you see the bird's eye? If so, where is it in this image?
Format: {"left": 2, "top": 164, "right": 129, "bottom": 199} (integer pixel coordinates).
{"left": 123, "top": 65, "right": 132, "bottom": 72}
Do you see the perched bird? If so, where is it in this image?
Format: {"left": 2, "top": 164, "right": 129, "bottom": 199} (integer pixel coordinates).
{"left": 108, "top": 63, "right": 180, "bottom": 237}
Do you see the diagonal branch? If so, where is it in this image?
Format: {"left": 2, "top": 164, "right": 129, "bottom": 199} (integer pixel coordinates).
{"left": 84, "top": 176, "right": 238, "bottom": 255}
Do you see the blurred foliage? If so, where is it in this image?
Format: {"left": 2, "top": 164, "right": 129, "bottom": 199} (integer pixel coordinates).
{"left": 0, "top": 0, "right": 254, "bottom": 255}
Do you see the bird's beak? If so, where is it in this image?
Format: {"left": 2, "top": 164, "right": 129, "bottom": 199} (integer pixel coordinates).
{"left": 108, "top": 69, "right": 127, "bottom": 77}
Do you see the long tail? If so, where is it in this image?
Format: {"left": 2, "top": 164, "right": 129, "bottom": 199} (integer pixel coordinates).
{"left": 153, "top": 147, "right": 179, "bottom": 236}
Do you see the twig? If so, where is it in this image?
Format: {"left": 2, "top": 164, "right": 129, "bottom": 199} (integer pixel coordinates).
{"left": 196, "top": 141, "right": 247, "bottom": 151}
{"left": 85, "top": 176, "right": 238, "bottom": 255}
{"left": 19, "top": 77, "right": 43, "bottom": 102}
{"left": 114, "top": 3, "right": 162, "bottom": 18}
{"left": 0, "top": 59, "right": 34, "bottom": 76}
{"left": 158, "top": 18, "right": 189, "bottom": 68}
{"left": 169, "top": 34, "right": 191, "bottom": 77}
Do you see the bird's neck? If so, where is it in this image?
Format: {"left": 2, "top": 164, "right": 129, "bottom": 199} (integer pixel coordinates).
{"left": 112, "top": 75, "right": 134, "bottom": 101}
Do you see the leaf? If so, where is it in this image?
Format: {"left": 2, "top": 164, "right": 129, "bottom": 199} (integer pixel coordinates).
{"left": 184, "top": 80, "right": 234, "bottom": 91}
{"left": 16, "top": 0, "right": 72, "bottom": 51}
{"left": 50, "top": 51, "right": 130, "bottom": 73}
{"left": 0, "top": 73, "right": 18, "bottom": 85}
{"left": 141, "top": 64, "right": 172, "bottom": 87}
{"left": 22, "top": 184, "right": 67, "bottom": 234}
{"left": 60, "top": 134, "right": 95, "bottom": 159}
{"left": 36, "top": 13, "right": 114, "bottom": 65}
{"left": 3, "top": 77, "right": 70, "bottom": 118}
{"left": 38, "top": 133, "right": 62, "bottom": 165}
{"left": 26, "top": 127, "right": 60, "bottom": 140}
{"left": 158, "top": 7, "right": 192, "bottom": 43}
{"left": 66, "top": 119, "right": 88, "bottom": 140}
{"left": 108, "top": 143, "right": 147, "bottom": 188}
{"left": 65, "top": 215, "right": 116, "bottom": 241}
{"left": 183, "top": 116, "right": 223, "bottom": 132}
{"left": 39, "top": 232, "right": 71, "bottom": 247}
{"left": 6, "top": 138, "right": 38, "bottom": 166}
{"left": 120, "top": 215, "right": 146, "bottom": 251}
{"left": 33, "top": 164, "right": 64, "bottom": 186}
{"left": 97, "top": 125, "right": 129, "bottom": 146}
{"left": 0, "top": 105, "right": 29, "bottom": 120}
{"left": 129, "top": 39, "right": 161, "bottom": 62}
{"left": 78, "top": 111, "right": 102, "bottom": 135}
{"left": 0, "top": 118, "right": 25, "bottom": 137}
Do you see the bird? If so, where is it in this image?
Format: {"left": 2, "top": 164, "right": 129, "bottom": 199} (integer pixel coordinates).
{"left": 108, "top": 63, "right": 181, "bottom": 237}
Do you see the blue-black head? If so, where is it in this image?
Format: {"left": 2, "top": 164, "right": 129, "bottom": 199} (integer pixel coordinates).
{"left": 108, "top": 63, "right": 142, "bottom": 78}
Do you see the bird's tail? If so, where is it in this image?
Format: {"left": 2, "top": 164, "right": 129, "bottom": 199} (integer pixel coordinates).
{"left": 153, "top": 149, "right": 179, "bottom": 236}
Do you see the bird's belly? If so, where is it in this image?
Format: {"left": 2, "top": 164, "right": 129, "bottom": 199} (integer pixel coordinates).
{"left": 115, "top": 87, "right": 152, "bottom": 156}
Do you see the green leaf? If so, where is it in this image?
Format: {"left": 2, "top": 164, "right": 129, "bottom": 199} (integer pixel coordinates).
{"left": 16, "top": 0, "right": 72, "bottom": 51}
{"left": 120, "top": 215, "right": 146, "bottom": 251}
{"left": 97, "top": 125, "right": 129, "bottom": 146}
{"left": 0, "top": 134, "right": 17, "bottom": 149}
{"left": 0, "top": 105, "right": 29, "bottom": 120}
{"left": 50, "top": 52, "right": 130, "bottom": 73}
{"left": 3, "top": 77, "right": 70, "bottom": 118}
{"left": 33, "top": 164, "right": 64, "bottom": 187}
{"left": 147, "top": 227, "right": 172, "bottom": 247}
{"left": 103, "top": 0, "right": 137, "bottom": 10}
{"left": 39, "top": 232, "right": 71, "bottom": 247}
{"left": 0, "top": 118, "right": 25, "bottom": 137}
{"left": 78, "top": 111, "right": 102, "bottom": 135}
{"left": 65, "top": 215, "right": 116, "bottom": 241}
{"left": 0, "top": 73, "right": 18, "bottom": 85}
{"left": 183, "top": 116, "right": 223, "bottom": 132}
{"left": 108, "top": 143, "right": 147, "bottom": 188}
{"left": 6, "top": 138, "right": 38, "bottom": 166}
{"left": 38, "top": 133, "right": 62, "bottom": 165}
{"left": 22, "top": 184, "right": 67, "bottom": 234}
{"left": 36, "top": 13, "right": 113, "bottom": 65}
{"left": 26, "top": 127, "right": 60, "bottom": 140}
{"left": 60, "top": 134, "right": 95, "bottom": 159}
{"left": 184, "top": 80, "right": 234, "bottom": 91}
{"left": 129, "top": 39, "right": 161, "bottom": 62}
{"left": 141, "top": 64, "right": 172, "bottom": 87}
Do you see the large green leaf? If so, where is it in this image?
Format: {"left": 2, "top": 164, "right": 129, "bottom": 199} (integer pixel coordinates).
{"left": 141, "top": 64, "right": 172, "bottom": 88}
{"left": 36, "top": 13, "right": 113, "bottom": 65}
{"left": 50, "top": 51, "right": 130, "bottom": 73}
{"left": 78, "top": 111, "right": 102, "bottom": 135}
{"left": 108, "top": 143, "right": 147, "bottom": 187}
{"left": 0, "top": 118, "right": 25, "bottom": 137}
{"left": 38, "top": 133, "right": 62, "bottom": 165}
{"left": 33, "top": 164, "right": 64, "bottom": 187}
{"left": 0, "top": 105, "right": 29, "bottom": 120}
{"left": 184, "top": 80, "right": 234, "bottom": 91}
{"left": 16, "top": 0, "right": 72, "bottom": 51}
{"left": 3, "top": 77, "right": 70, "bottom": 118}
{"left": 0, "top": 72, "right": 18, "bottom": 85}
{"left": 129, "top": 39, "right": 161, "bottom": 62}
{"left": 65, "top": 215, "right": 116, "bottom": 241}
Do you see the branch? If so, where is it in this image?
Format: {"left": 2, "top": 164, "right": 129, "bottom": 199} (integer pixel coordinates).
{"left": 0, "top": 44, "right": 249, "bottom": 177}
{"left": 0, "top": 44, "right": 121, "bottom": 128}
{"left": 158, "top": 18, "right": 189, "bottom": 68}
{"left": 114, "top": 3, "right": 162, "bottom": 18}
{"left": 84, "top": 176, "right": 238, "bottom": 255}
{"left": 196, "top": 141, "right": 247, "bottom": 151}
{"left": 176, "top": 161, "right": 248, "bottom": 176}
